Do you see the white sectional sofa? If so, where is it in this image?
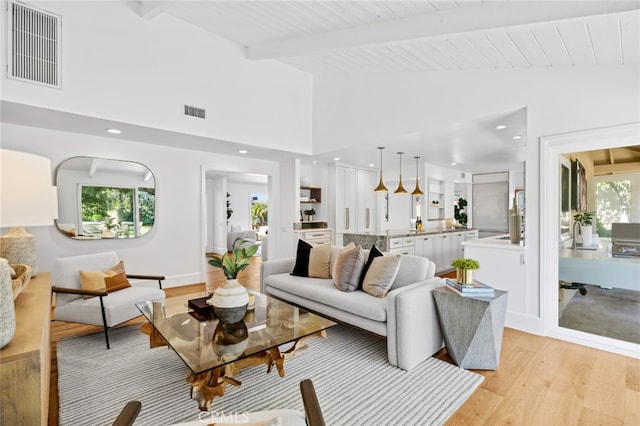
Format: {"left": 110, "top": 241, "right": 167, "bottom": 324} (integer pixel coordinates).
{"left": 260, "top": 248, "right": 445, "bottom": 371}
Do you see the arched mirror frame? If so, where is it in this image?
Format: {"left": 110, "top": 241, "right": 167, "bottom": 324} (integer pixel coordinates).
{"left": 54, "top": 156, "right": 156, "bottom": 240}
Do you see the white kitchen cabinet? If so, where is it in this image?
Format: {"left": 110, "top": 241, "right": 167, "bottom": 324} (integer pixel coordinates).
{"left": 335, "top": 166, "right": 377, "bottom": 234}
{"left": 356, "top": 169, "right": 376, "bottom": 232}
{"left": 295, "top": 229, "right": 332, "bottom": 245}
{"left": 388, "top": 236, "right": 415, "bottom": 255}
{"left": 415, "top": 234, "right": 436, "bottom": 262}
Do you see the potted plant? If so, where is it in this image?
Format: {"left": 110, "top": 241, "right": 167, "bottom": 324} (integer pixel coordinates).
{"left": 451, "top": 258, "right": 480, "bottom": 285}
{"left": 573, "top": 211, "right": 595, "bottom": 246}
{"left": 303, "top": 208, "right": 316, "bottom": 222}
{"left": 102, "top": 216, "right": 120, "bottom": 238}
{"left": 207, "top": 238, "right": 259, "bottom": 323}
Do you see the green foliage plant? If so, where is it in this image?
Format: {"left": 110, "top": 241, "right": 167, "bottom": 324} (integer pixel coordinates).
{"left": 251, "top": 201, "right": 268, "bottom": 227}
{"left": 573, "top": 211, "right": 595, "bottom": 226}
{"left": 103, "top": 216, "right": 121, "bottom": 231}
{"left": 208, "top": 238, "right": 259, "bottom": 279}
{"left": 451, "top": 258, "right": 480, "bottom": 270}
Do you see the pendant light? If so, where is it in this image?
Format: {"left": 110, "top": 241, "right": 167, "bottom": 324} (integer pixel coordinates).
{"left": 394, "top": 152, "right": 407, "bottom": 194}
{"left": 411, "top": 156, "right": 423, "bottom": 195}
{"left": 374, "top": 147, "right": 388, "bottom": 192}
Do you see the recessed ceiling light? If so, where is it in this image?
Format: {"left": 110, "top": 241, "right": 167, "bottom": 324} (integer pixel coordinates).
{"left": 312, "top": 160, "right": 317, "bottom": 164}
{"left": 238, "top": 149, "right": 248, "bottom": 154}
{"left": 496, "top": 125, "right": 507, "bottom": 130}
{"left": 334, "top": 157, "right": 340, "bottom": 161}
{"left": 512, "top": 135, "right": 522, "bottom": 140}
{"left": 106, "top": 128, "right": 121, "bottom": 134}
{"left": 369, "top": 163, "right": 375, "bottom": 167}
{"left": 451, "top": 162, "right": 457, "bottom": 166}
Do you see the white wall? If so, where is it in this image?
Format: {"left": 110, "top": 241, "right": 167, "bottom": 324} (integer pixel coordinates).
{"left": 0, "top": 1, "right": 312, "bottom": 155}
{"left": 1, "top": 123, "right": 280, "bottom": 288}
{"left": 313, "top": 64, "right": 640, "bottom": 334}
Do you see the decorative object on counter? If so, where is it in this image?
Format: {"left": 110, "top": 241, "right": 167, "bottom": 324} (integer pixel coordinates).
{"left": 454, "top": 198, "right": 468, "bottom": 227}
{"left": 394, "top": 152, "right": 407, "bottom": 194}
{"left": 451, "top": 258, "right": 480, "bottom": 285}
{"left": 416, "top": 216, "right": 423, "bottom": 231}
{"left": 207, "top": 238, "right": 258, "bottom": 323}
{"left": 374, "top": 146, "right": 389, "bottom": 192}
{"left": 303, "top": 208, "right": 316, "bottom": 222}
{"left": 509, "top": 195, "right": 523, "bottom": 244}
{"left": 573, "top": 211, "right": 595, "bottom": 247}
{"left": 0, "top": 149, "right": 57, "bottom": 277}
{"left": 0, "top": 258, "right": 16, "bottom": 349}
{"left": 411, "top": 156, "right": 423, "bottom": 195}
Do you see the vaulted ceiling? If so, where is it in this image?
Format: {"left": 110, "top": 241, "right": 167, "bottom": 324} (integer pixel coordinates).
{"left": 137, "top": 0, "right": 639, "bottom": 172}
{"left": 145, "top": 1, "right": 640, "bottom": 75}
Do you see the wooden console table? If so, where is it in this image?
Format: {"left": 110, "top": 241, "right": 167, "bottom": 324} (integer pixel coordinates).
{"left": 0, "top": 273, "right": 51, "bottom": 425}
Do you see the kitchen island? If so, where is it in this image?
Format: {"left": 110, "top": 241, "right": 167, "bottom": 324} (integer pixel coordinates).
{"left": 343, "top": 228, "right": 478, "bottom": 272}
{"left": 462, "top": 235, "right": 529, "bottom": 331}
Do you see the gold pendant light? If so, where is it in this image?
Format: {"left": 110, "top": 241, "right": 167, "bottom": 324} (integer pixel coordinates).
{"left": 394, "top": 152, "right": 407, "bottom": 194}
{"left": 374, "top": 146, "right": 388, "bottom": 192}
{"left": 412, "top": 156, "right": 423, "bottom": 195}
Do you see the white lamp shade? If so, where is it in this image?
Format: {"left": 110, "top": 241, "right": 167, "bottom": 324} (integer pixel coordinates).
{"left": 0, "top": 149, "right": 55, "bottom": 228}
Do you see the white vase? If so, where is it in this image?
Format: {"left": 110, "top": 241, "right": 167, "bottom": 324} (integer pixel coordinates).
{"left": 209, "top": 279, "right": 249, "bottom": 324}
{"left": 581, "top": 225, "right": 593, "bottom": 247}
{"left": 0, "top": 258, "right": 16, "bottom": 349}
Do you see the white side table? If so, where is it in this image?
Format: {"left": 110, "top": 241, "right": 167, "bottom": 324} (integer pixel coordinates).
{"left": 432, "top": 286, "right": 508, "bottom": 370}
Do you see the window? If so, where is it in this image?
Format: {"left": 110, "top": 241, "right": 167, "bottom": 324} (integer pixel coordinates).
{"left": 595, "top": 179, "right": 631, "bottom": 237}
{"left": 80, "top": 185, "right": 155, "bottom": 237}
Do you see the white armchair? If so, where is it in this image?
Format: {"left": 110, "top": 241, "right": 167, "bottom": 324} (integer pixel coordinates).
{"left": 227, "top": 230, "right": 257, "bottom": 252}
{"left": 51, "top": 251, "right": 165, "bottom": 349}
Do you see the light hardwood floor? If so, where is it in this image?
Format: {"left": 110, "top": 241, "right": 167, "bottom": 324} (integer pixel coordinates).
{"left": 49, "top": 257, "right": 639, "bottom": 425}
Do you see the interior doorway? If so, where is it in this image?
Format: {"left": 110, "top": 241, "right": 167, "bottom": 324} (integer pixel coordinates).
{"left": 202, "top": 169, "right": 270, "bottom": 291}
{"left": 540, "top": 123, "right": 640, "bottom": 358}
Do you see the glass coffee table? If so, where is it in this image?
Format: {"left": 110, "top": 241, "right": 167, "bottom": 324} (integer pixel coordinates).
{"left": 136, "top": 291, "right": 336, "bottom": 411}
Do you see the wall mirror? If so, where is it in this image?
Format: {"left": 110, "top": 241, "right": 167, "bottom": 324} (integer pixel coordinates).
{"left": 55, "top": 156, "right": 156, "bottom": 239}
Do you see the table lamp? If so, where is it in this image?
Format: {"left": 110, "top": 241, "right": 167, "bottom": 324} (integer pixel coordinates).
{"left": 0, "top": 149, "right": 57, "bottom": 277}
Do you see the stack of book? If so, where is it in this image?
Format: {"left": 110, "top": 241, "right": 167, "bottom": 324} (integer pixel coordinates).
{"left": 445, "top": 278, "right": 495, "bottom": 297}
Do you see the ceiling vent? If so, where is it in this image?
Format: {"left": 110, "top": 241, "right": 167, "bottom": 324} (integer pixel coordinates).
{"left": 7, "top": 1, "right": 61, "bottom": 88}
{"left": 184, "top": 105, "right": 205, "bottom": 119}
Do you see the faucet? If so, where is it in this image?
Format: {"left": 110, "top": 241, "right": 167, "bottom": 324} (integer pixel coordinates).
{"left": 572, "top": 221, "right": 581, "bottom": 249}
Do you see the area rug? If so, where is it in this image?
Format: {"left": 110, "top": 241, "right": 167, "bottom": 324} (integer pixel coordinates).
{"left": 57, "top": 324, "right": 483, "bottom": 426}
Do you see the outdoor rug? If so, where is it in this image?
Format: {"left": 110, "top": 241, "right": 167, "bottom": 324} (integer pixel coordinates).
{"left": 57, "top": 324, "right": 483, "bottom": 425}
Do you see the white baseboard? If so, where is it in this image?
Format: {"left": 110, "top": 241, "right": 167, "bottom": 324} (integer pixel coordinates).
{"left": 505, "top": 311, "right": 543, "bottom": 335}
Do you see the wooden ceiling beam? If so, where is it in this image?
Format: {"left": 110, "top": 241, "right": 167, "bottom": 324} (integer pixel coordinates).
{"left": 594, "top": 161, "right": 640, "bottom": 175}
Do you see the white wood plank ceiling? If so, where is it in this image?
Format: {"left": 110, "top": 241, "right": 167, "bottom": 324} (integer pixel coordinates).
{"left": 148, "top": 0, "right": 640, "bottom": 75}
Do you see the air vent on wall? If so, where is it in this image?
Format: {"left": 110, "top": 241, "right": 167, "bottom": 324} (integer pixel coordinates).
{"left": 8, "top": 1, "right": 61, "bottom": 88}
{"left": 184, "top": 105, "right": 206, "bottom": 119}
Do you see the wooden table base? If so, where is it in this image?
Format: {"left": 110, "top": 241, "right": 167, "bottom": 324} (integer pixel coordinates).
{"left": 189, "top": 330, "right": 326, "bottom": 411}
{"left": 141, "top": 321, "right": 326, "bottom": 411}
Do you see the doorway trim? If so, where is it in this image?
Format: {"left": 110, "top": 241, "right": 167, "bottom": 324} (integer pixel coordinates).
{"left": 540, "top": 122, "right": 640, "bottom": 358}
